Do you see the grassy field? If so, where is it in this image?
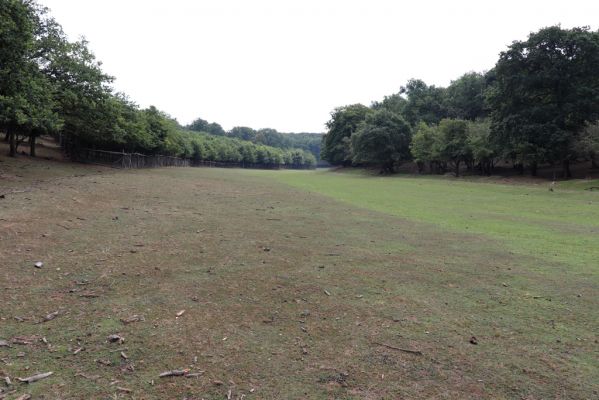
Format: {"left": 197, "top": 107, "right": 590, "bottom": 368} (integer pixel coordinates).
{"left": 1, "top": 157, "right": 598, "bottom": 399}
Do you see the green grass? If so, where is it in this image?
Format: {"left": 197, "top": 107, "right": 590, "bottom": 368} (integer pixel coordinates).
{"left": 253, "top": 169, "right": 599, "bottom": 275}
{"left": 1, "top": 155, "right": 598, "bottom": 399}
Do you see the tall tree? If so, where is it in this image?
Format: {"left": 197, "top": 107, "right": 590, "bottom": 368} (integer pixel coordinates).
{"left": 321, "top": 104, "right": 372, "bottom": 165}
{"left": 0, "top": 0, "right": 35, "bottom": 156}
{"left": 437, "top": 119, "right": 470, "bottom": 177}
{"left": 351, "top": 109, "right": 412, "bottom": 173}
{"left": 489, "top": 26, "right": 599, "bottom": 177}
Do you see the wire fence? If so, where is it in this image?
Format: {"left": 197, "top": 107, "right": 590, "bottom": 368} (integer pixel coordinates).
{"left": 71, "top": 149, "right": 189, "bottom": 168}
{"left": 70, "top": 148, "right": 314, "bottom": 170}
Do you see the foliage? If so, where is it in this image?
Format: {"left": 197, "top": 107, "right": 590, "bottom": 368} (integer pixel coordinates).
{"left": 488, "top": 26, "right": 599, "bottom": 177}
{"left": 399, "top": 79, "right": 448, "bottom": 126}
{"left": 350, "top": 109, "right": 412, "bottom": 172}
{"left": 0, "top": 1, "right": 315, "bottom": 168}
{"left": 446, "top": 72, "right": 488, "bottom": 120}
{"left": 466, "top": 120, "right": 495, "bottom": 175}
{"left": 323, "top": 26, "right": 599, "bottom": 177}
{"left": 410, "top": 122, "right": 441, "bottom": 172}
{"left": 321, "top": 104, "right": 372, "bottom": 165}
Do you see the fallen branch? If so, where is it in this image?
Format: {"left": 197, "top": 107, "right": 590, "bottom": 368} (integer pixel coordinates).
{"left": 17, "top": 372, "right": 53, "bottom": 384}
{"left": 120, "top": 315, "right": 144, "bottom": 324}
{"left": 372, "top": 342, "right": 423, "bottom": 356}
{"left": 159, "top": 369, "right": 189, "bottom": 378}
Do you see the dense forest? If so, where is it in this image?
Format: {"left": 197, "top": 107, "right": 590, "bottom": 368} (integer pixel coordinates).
{"left": 0, "top": 0, "right": 317, "bottom": 168}
{"left": 321, "top": 26, "right": 599, "bottom": 177}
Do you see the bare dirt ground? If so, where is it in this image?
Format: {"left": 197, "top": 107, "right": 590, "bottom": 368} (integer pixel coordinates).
{"left": 0, "top": 153, "right": 597, "bottom": 399}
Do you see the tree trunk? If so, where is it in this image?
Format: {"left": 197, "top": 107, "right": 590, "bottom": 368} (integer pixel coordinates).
{"left": 562, "top": 159, "right": 572, "bottom": 178}
{"left": 3, "top": 131, "right": 8, "bottom": 143}
{"left": 29, "top": 135, "right": 36, "bottom": 157}
{"left": 8, "top": 129, "right": 16, "bottom": 157}
{"left": 530, "top": 162, "right": 538, "bottom": 177}
{"left": 591, "top": 155, "right": 598, "bottom": 169}
{"left": 455, "top": 160, "right": 461, "bottom": 177}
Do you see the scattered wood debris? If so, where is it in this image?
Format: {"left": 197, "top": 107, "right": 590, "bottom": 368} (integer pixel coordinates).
{"left": 11, "top": 336, "right": 39, "bottom": 346}
{"left": 33, "top": 262, "right": 43, "bottom": 269}
{"left": 15, "top": 395, "right": 31, "bottom": 400}
{"left": 372, "top": 342, "right": 423, "bottom": 356}
{"left": 41, "top": 311, "right": 59, "bottom": 323}
{"left": 73, "top": 347, "right": 84, "bottom": 355}
{"left": 120, "top": 352, "right": 128, "bottom": 360}
{"left": 324, "top": 290, "right": 331, "bottom": 296}
{"left": 0, "top": 340, "right": 9, "bottom": 347}
{"left": 79, "top": 292, "right": 99, "bottom": 298}
{"left": 117, "top": 387, "right": 132, "bottom": 393}
{"left": 17, "top": 372, "right": 53, "bottom": 384}
{"left": 176, "top": 310, "right": 186, "bottom": 317}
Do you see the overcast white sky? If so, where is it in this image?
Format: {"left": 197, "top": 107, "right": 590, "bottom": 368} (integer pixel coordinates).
{"left": 40, "top": 0, "right": 599, "bottom": 133}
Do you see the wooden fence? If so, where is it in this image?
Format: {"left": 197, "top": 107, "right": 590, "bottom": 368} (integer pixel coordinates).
{"left": 70, "top": 148, "right": 315, "bottom": 170}
{"left": 71, "top": 149, "right": 189, "bottom": 169}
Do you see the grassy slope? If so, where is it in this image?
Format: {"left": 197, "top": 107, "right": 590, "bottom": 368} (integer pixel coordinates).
{"left": 1, "top": 158, "right": 598, "bottom": 399}
{"left": 256, "top": 169, "right": 599, "bottom": 275}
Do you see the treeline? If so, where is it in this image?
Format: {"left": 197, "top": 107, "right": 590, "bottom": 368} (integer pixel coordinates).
{"left": 321, "top": 26, "right": 599, "bottom": 177}
{"left": 187, "top": 118, "right": 322, "bottom": 160}
{"left": 0, "top": 1, "right": 316, "bottom": 169}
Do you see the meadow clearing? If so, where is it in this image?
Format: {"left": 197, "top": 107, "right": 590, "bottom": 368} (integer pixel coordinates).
{"left": 1, "top": 157, "right": 598, "bottom": 399}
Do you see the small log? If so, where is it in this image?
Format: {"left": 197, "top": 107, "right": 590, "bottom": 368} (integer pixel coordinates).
{"left": 17, "top": 371, "right": 54, "bottom": 384}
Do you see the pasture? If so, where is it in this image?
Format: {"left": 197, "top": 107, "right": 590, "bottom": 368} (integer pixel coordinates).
{"left": 1, "top": 158, "right": 598, "bottom": 399}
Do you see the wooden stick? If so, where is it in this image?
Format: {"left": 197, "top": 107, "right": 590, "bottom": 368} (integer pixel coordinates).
{"left": 372, "top": 342, "right": 423, "bottom": 356}
{"left": 159, "top": 369, "right": 189, "bottom": 378}
{"left": 17, "top": 372, "right": 54, "bottom": 383}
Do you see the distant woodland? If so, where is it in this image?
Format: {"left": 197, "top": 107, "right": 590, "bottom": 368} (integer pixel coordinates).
{"left": 321, "top": 27, "right": 599, "bottom": 177}
{"left": 0, "top": 0, "right": 318, "bottom": 168}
